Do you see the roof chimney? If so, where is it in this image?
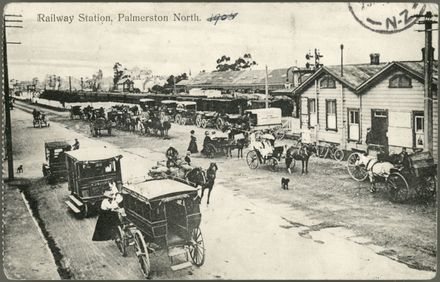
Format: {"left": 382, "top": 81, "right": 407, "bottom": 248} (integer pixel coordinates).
{"left": 421, "top": 47, "right": 435, "bottom": 61}
{"left": 369, "top": 53, "right": 380, "bottom": 65}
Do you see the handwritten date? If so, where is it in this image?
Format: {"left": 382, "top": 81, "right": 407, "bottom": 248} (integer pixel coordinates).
{"left": 207, "top": 13, "right": 238, "bottom": 25}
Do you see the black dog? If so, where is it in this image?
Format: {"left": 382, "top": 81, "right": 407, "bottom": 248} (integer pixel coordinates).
{"left": 17, "top": 165, "right": 23, "bottom": 173}
{"left": 281, "top": 177, "right": 290, "bottom": 190}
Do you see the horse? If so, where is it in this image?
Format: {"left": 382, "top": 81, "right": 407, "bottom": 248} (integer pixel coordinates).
{"left": 286, "top": 143, "right": 317, "bottom": 174}
{"left": 185, "top": 163, "right": 218, "bottom": 205}
{"left": 225, "top": 129, "right": 248, "bottom": 158}
{"left": 142, "top": 117, "right": 171, "bottom": 137}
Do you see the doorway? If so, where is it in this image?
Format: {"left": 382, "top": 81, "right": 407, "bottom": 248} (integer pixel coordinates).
{"left": 371, "top": 109, "right": 388, "bottom": 146}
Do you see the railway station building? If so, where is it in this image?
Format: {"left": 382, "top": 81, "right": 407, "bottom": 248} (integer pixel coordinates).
{"left": 290, "top": 54, "right": 438, "bottom": 161}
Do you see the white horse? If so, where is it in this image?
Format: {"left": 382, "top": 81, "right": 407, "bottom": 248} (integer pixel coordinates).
{"left": 356, "top": 153, "right": 395, "bottom": 192}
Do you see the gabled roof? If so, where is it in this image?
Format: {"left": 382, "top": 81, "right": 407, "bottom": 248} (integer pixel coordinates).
{"left": 293, "top": 60, "right": 438, "bottom": 95}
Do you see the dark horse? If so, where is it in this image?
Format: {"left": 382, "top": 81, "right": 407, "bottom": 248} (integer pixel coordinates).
{"left": 185, "top": 163, "right": 218, "bottom": 205}
{"left": 142, "top": 117, "right": 171, "bottom": 137}
{"left": 286, "top": 143, "right": 317, "bottom": 174}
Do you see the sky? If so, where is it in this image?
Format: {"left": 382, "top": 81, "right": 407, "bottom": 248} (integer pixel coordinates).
{"left": 5, "top": 2, "right": 439, "bottom": 81}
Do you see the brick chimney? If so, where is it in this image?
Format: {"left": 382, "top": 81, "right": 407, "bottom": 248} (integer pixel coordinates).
{"left": 421, "top": 47, "right": 435, "bottom": 61}
{"left": 369, "top": 53, "right": 380, "bottom": 65}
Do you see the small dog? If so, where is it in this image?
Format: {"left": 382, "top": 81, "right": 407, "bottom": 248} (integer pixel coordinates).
{"left": 281, "top": 177, "right": 290, "bottom": 190}
{"left": 17, "top": 165, "right": 23, "bottom": 173}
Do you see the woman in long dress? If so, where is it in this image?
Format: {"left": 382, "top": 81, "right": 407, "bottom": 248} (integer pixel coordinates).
{"left": 187, "top": 130, "right": 198, "bottom": 154}
{"left": 92, "top": 187, "right": 123, "bottom": 241}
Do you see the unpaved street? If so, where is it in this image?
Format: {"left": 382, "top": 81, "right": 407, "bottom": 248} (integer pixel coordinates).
{"left": 3, "top": 102, "right": 436, "bottom": 279}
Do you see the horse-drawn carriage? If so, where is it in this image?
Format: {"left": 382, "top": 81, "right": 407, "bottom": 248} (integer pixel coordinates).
{"left": 347, "top": 148, "right": 437, "bottom": 203}
{"left": 139, "top": 98, "right": 156, "bottom": 112}
{"left": 90, "top": 117, "right": 113, "bottom": 137}
{"left": 64, "top": 149, "right": 123, "bottom": 217}
{"left": 159, "top": 100, "right": 178, "bottom": 121}
{"left": 32, "top": 110, "right": 50, "bottom": 128}
{"left": 114, "top": 178, "right": 205, "bottom": 278}
{"left": 245, "top": 108, "right": 286, "bottom": 140}
{"left": 246, "top": 141, "right": 295, "bottom": 172}
{"left": 70, "top": 106, "right": 83, "bottom": 120}
{"left": 43, "top": 141, "right": 72, "bottom": 183}
{"left": 195, "top": 111, "right": 220, "bottom": 128}
{"left": 174, "top": 101, "right": 197, "bottom": 126}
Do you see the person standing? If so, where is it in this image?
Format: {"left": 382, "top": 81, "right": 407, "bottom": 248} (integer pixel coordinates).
{"left": 365, "top": 127, "right": 373, "bottom": 155}
{"left": 187, "top": 130, "right": 198, "bottom": 154}
{"left": 72, "top": 139, "right": 80, "bottom": 150}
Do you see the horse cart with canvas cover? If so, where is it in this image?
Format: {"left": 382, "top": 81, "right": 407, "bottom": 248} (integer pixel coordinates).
{"left": 114, "top": 178, "right": 205, "bottom": 278}
{"left": 347, "top": 148, "right": 437, "bottom": 203}
{"left": 90, "top": 117, "right": 113, "bottom": 137}
{"left": 64, "top": 149, "right": 123, "bottom": 217}
{"left": 43, "top": 141, "right": 72, "bottom": 183}
{"left": 244, "top": 108, "right": 286, "bottom": 140}
{"left": 174, "top": 101, "right": 198, "bottom": 125}
{"left": 70, "top": 105, "right": 83, "bottom": 119}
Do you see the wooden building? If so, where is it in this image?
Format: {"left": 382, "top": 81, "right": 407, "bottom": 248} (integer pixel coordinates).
{"left": 291, "top": 55, "right": 438, "bottom": 160}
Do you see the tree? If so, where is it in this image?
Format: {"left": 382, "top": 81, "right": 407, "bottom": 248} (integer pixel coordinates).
{"left": 152, "top": 73, "right": 188, "bottom": 94}
{"left": 113, "top": 62, "right": 128, "bottom": 89}
{"left": 215, "top": 54, "right": 257, "bottom": 71}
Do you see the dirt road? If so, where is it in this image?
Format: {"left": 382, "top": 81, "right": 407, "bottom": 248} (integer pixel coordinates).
{"left": 4, "top": 102, "right": 436, "bottom": 279}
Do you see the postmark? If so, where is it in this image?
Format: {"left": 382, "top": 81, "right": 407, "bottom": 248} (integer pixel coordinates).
{"left": 348, "top": 2, "right": 427, "bottom": 34}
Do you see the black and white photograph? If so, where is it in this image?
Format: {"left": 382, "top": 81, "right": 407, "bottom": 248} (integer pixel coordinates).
{"left": 2, "top": 2, "right": 438, "bottom": 280}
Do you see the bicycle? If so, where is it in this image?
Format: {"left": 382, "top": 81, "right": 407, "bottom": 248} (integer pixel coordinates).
{"left": 319, "top": 143, "right": 345, "bottom": 161}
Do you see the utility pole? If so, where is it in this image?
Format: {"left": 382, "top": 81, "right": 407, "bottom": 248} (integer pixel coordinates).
{"left": 416, "top": 11, "right": 438, "bottom": 154}
{"left": 265, "top": 65, "right": 269, "bottom": 108}
{"left": 173, "top": 75, "right": 176, "bottom": 95}
{"left": 3, "top": 14, "right": 23, "bottom": 180}
{"left": 69, "top": 76, "right": 72, "bottom": 93}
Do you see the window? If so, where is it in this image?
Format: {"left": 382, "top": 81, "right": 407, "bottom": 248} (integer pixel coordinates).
{"left": 413, "top": 112, "right": 424, "bottom": 148}
{"left": 308, "top": 98, "right": 317, "bottom": 127}
{"left": 389, "top": 74, "right": 412, "bottom": 88}
{"left": 348, "top": 109, "right": 360, "bottom": 141}
{"left": 326, "top": 100, "right": 337, "bottom": 130}
{"left": 320, "top": 75, "right": 336, "bottom": 89}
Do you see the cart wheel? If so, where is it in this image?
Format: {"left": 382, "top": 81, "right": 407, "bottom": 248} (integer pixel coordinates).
{"left": 134, "top": 230, "right": 150, "bottom": 278}
{"left": 216, "top": 118, "right": 224, "bottom": 130}
{"left": 386, "top": 172, "right": 410, "bottom": 203}
{"left": 414, "top": 175, "right": 437, "bottom": 200}
{"left": 268, "top": 158, "right": 278, "bottom": 171}
{"left": 275, "top": 131, "right": 285, "bottom": 140}
{"left": 81, "top": 202, "right": 91, "bottom": 218}
{"left": 201, "top": 119, "right": 208, "bottom": 128}
{"left": 246, "top": 150, "right": 259, "bottom": 169}
{"left": 188, "top": 227, "right": 205, "bottom": 266}
{"left": 333, "top": 149, "right": 345, "bottom": 162}
{"left": 115, "top": 225, "right": 127, "bottom": 257}
{"left": 195, "top": 115, "right": 202, "bottom": 127}
{"left": 347, "top": 152, "right": 368, "bottom": 182}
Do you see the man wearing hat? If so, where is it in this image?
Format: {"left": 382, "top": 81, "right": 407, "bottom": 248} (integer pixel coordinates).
{"left": 365, "top": 127, "right": 373, "bottom": 155}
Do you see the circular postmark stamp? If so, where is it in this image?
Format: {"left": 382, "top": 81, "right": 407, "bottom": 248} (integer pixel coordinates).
{"left": 348, "top": 3, "right": 427, "bottom": 34}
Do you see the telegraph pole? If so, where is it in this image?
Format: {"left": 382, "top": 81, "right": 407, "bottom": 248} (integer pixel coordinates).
{"left": 265, "top": 65, "right": 269, "bottom": 108}
{"left": 3, "top": 14, "right": 23, "bottom": 180}
{"left": 416, "top": 11, "right": 437, "bottom": 154}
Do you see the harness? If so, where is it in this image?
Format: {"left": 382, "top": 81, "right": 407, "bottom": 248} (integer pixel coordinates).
{"left": 366, "top": 158, "right": 379, "bottom": 172}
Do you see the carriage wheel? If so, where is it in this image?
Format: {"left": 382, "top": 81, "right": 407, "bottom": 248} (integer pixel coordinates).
{"left": 81, "top": 202, "right": 91, "bottom": 218}
{"left": 386, "top": 172, "right": 410, "bottom": 203}
{"left": 134, "top": 230, "right": 151, "bottom": 278}
{"left": 267, "top": 158, "right": 278, "bottom": 171}
{"left": 201, "top": 119, "right": 208, "bottom": 128}
{"left": 414, "top": 175, "right": 437, "bottom": 200}
{"left": 346, "top": 152, "right": 368, "bottom": 182}
{"left": 115, "top": 225, "right": 127, "bottom": 257}
{"left": 246, "top": 150, "right": 259, "bottom": 169}
{"left": 175, "top": 114, "right": 182, "bottom": 125}
{"left": 275, "top": 130, "right": 285, "bottom": 140}
{"left": 188, "top": 227, "right": 205, "bottom": 266}
{"left": 195, "top": 115, "right": 202, "bottom": 127}
{"left": 70, "top": 112, "right": 74, "bottom": 119}
{"left": 216, "top": 118, "right": 224, "bottom": 130}
{"left": 333, "top": 149, "right": 345, "bottom": 162}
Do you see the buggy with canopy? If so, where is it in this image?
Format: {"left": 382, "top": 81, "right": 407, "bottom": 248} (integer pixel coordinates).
{"left": 114, "top": 178, "right": 205, "bottom": 278}
{"left": 64, "top": 149, "right": 123, "bottom": 217}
